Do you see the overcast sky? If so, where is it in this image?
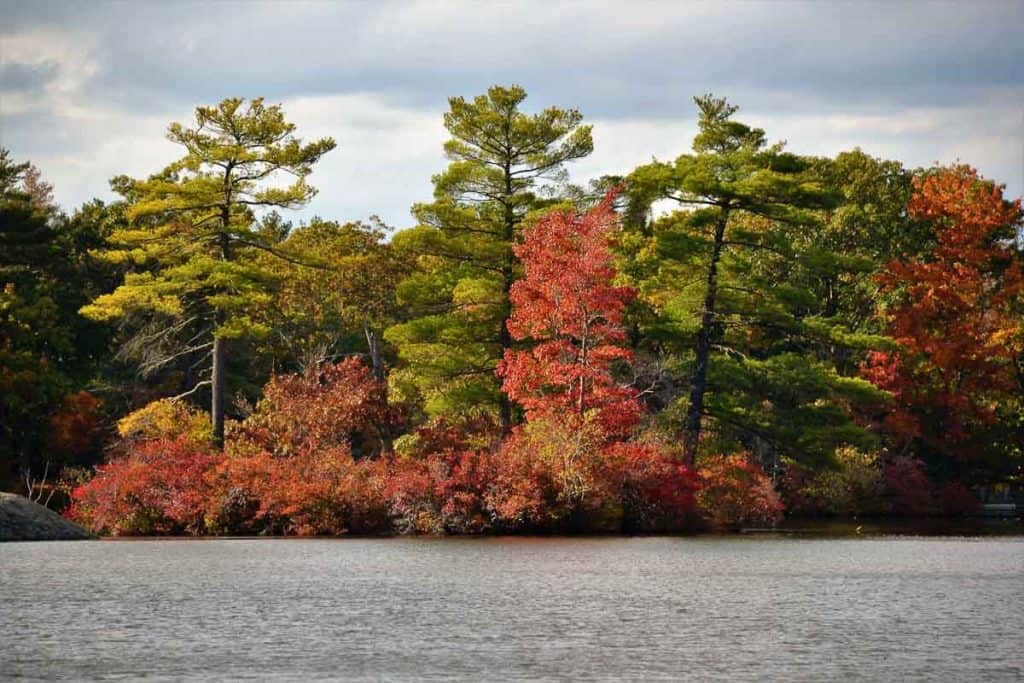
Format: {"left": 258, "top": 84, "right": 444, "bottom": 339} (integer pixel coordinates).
{"left": 2, "top": 1, "right": 1022, "bottom": 229}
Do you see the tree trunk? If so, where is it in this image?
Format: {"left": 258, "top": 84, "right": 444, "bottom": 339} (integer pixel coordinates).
{"left": 212, "top": 222, "right": 230, "bottom": 450}
{"left": 498, "top": 274, "right": 513, "bottom": 435}
{"left": 211, "top": 333, "right": 226, "bottom": 449}
{"left": 365, "top": 323, "right": 394, "bottom": 456}
{"left": 365, "top": 324, "right": 384, "bottom": 383}
{"left": 497, "top": 158, "right": 515, "bottom": 436}
{"left": 682, "top": 206, "right": 730, "bottom": 467}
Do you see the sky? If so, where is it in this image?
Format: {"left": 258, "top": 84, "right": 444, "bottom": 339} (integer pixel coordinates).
{"left": 1, "top": 0, "right": 1022, "bottom": 230}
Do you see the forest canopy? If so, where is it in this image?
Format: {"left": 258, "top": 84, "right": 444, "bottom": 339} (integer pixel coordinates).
{"left": 3, "top": 86, "right": 1021, "bottom": 535}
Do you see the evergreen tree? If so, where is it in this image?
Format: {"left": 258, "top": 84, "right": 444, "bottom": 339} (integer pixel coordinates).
{"left": 386, "top": 85, "right": 592, "bottom": 432}
{"left": 627, "top": 97, "right": 886, "bottom": 467}
{"left": 81, "top": 98, "right": 335, "bottom": 448}
{"left": 0, "top": 152, "right": 118, "bottom": 488}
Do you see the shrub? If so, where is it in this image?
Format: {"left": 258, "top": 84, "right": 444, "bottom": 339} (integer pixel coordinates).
{"left": 231, "top": 358, "right": 393, "bottom": 459}
{"left": 392, "top": 413, "right": 501, "bottom": 460}
{"left": 209, "top": 446, "right": 390, "bottom": 536}
{"left": 116, "top": 398, "right": 212, "bottom": 446}
{"left": 781, "top": 447, "right": 886, "bottom": 516}
{"left": 485, "top": 418, "right": 619, "bottom": 531}
{"left": 69, "top": 436, "right": 220, "bottom": 535}
{"left": 697, "top": 454, "right": 784, "bottom": 528}
{"left": 883, "top": 455, "right": 935, "bottom": 515}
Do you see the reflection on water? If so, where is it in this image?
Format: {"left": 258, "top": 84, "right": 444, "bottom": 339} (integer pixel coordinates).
{"left": 2, "top": 536, "right": 1023, "bottom": 681}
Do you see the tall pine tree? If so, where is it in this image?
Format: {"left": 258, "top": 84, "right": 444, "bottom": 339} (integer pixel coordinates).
{"left": 81, "top": 98, "right": 335, "bottom": 448}
{"left": 627, "top": 97, "right": 885, "bottom": 467}
{"left": 386, "top": 85, "right": 592, "bottom": 433}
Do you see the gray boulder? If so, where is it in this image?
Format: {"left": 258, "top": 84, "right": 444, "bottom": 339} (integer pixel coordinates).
{"left": 0, "top": 492, "right": 94, "bottom": 541}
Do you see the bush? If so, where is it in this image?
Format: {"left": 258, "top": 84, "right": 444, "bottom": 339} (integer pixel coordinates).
{"left": 608, "top": 441, "right": 700, "bottom": 532}
{"left": 69, "top": 436, "right": 220, "bottom": 535}
{"left": 485, "top": 418, "right": 620, "bottom": 531}
{"left": 697, "top": 454, "right": 784, "bottom": 529}
{"left": 208, "top": 447, "right": 390, "bottom": 536}
{"left": 781, "top": 447, "right": 885, "bottom": 516}
{"left": 884, "top": 455, "right": 936, "bottom": 515}
{"left": 231, "top": 359, "right": 393, "bottom": 459}
{"left": 116, "top": 398, "right": 212, "bottom": 446}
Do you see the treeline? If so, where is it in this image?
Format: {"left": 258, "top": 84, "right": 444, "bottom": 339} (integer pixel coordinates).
{"left": 2, "top": 86, "right": 1021, "bottom": 535}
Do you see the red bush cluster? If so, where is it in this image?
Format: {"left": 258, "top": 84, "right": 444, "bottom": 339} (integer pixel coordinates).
{"left": 697, "top": 454, "right": 784, "bottom": 529}
{"left": 69, "top": 363, "right": 706, "bottom": 536}
{"left": 69, "top": 435, "right": 219, "bottom": 535}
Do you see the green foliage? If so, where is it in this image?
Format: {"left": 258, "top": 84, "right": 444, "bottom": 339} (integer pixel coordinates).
{"left": 80, "top": 98, "right": 335, "bottom": 446}
{"left": 7, "top": 87, "right": 1020, "bottom": 523}
{"left": 0, "top": 151, "right": 120, "bottom": 488}
{"left": 255, "top": 217, "right": 408, "bottom": 373}
{"left": 386, "top": 85, "right": 593, "bottom": 427}
{"left": 626, "top": 97, "right": 892, "bottom": 467}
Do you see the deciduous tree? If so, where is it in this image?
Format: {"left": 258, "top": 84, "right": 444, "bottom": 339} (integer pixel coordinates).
{"left": 497, "top": 193, "right": 639, "bottom": 435}
{"left": 866, "top": 165, "right": 1024, "bottom": 479}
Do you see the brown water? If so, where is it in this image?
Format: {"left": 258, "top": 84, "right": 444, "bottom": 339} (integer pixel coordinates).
{"left": 2, "top": 537, "right": 1022, "bottom": 681}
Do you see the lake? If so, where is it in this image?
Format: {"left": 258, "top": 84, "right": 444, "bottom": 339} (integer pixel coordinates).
{"left": 2, "top": 536, "right": 1022, "bottom": 680}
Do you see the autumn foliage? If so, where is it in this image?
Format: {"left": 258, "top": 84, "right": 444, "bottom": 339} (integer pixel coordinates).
{"left": 865, "top": 165, "right": 1023, "bottom": 473}
{"left": 498, "top": 193, "right": 640, "bottom": 435}
{"left": 70, "top": 201, "right": 705, "bottom": 536}
{"left": 69, "top": 435, "right": 219, "bottom": 535}
{"left": 69, "top": 177, "right": 1019, "bottom": 536}
{"left": 696, "top": 454, "right": 784, "bottom": 528}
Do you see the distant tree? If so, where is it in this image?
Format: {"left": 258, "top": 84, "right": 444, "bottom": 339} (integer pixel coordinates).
{"left": 0, "top": 152, "right": 118, "bottom": 490}
{"left": 81, "top": 98, "right": 336, "bottom": 448}
{"left": 387, "top": 85, "right": 593, "bottom": 433}
{"left": 258, "top": 217, "right": 408, "bottom": 377}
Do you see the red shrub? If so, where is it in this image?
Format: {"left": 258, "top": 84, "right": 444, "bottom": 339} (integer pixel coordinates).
{"left": 232, "top": 358, "right": 393, "bottom": 458}
{"left": 883, "top": 455, "right": 935, "bottom": 515}
{"left": 486, "top": 418, "right": 620, "bottom": 530}
{"left": 697, "top": 454, "right": 784, "bottom": 528}
{"left": 69, "top": 436, "right": 220, "bottom": 535}
{"left": 209, "top": 447, "right": 390, "bottom": 536}
{"left": 607, "top": 442, "right": 699, "bottom": 531}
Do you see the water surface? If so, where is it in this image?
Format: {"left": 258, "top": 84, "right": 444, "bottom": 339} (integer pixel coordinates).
{"left": 2, "top": 537, "right": 1022, "bottom": 680}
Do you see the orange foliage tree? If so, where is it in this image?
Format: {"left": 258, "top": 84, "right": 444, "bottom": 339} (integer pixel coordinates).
{"left": 495, "top": 195, "right": 699, "bottom": 530}
{"left": 865, "top": 165, "right": 1023, "bottom": 477}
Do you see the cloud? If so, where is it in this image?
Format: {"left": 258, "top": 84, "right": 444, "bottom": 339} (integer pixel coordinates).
{"left": 0, "top": 0, "right": 1021, "bottom": 223}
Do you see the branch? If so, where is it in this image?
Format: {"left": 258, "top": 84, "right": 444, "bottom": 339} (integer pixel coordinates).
{"left": 168, "top": 379, "right": 213, "bottom": 401}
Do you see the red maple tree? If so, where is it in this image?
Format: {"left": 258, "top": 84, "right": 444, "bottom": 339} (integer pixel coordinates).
{"left": 497, "top": 192, "right": 640, "bottom": 434}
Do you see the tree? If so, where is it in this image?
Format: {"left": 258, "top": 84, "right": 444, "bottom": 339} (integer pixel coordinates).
{"left": 0, "top": 151, "right": 62, "bottom": 485}
{"left": 257, "top": 217, "right": 407, "bottom": 377}
{"left": 627, "top": 97, "right": 883, "bottom": 466}
{"left": 0, "top": 152, "right": 119, "bottom": 489}
{"left": 386, "top": 85, "right": 592, "bottom": 433}
{"left": 866, "top": 165, "right": 1024, "bottom": 480}
{"left": 497, "top": 193, "right": 639, "bottom": 435}
{"left": 81, "top": 98, "right": 335, "bottom": 448}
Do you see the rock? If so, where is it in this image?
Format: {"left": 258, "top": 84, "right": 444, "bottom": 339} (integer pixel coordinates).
{"left": 0, "top": 492, "right": 94, "bottom": 541}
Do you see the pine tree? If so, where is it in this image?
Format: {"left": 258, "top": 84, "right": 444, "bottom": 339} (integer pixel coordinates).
{"left": 627, "top": 97, "right": 885, "bottom": 466}
{"left": 386, "top": 85, "right": 592, "bottom": 433}
{"left": 81, "top": 98, "right": 335, "bottom": 448}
